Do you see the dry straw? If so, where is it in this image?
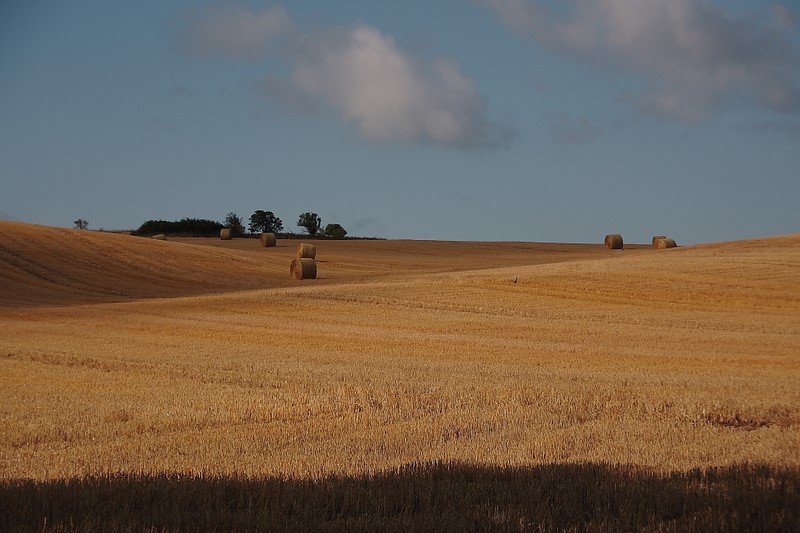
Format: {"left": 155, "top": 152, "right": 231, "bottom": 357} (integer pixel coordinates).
{"left": 261, "top": 233, "right": 277, "bottom": 248}
{"left": 652, "top": 235, "right": 667, "bottom": 245}
{"left": 290, "top": 258, "right": 317, "bottom": 279}
{"left": 220, "top": 228, "right": 232, "bottom": 240}
{"left": 653, "top": 237, "right": 677, "bottom": 250}
{"left": 604, "top": 234, "right": 624, "bottom": 250}
{"left": 297, "top": 243, "right": 317, "bottom": 259}
{"left": 151, "top": 234, "right": 167, "bottom": 241}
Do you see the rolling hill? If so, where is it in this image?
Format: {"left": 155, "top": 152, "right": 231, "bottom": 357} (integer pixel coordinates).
{"left": 0, "top": 221, "right": 644, "bottom": 307}
{"left": 1, "top": 221, "right": 798, "bottom": 528}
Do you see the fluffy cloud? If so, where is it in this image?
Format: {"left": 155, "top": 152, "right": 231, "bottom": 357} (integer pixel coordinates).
{"left": 286, "top": 26, "right": 509, "bottom": 148}
{"left": 185, "top": 5, "right": 290, "bottom": 58}
{"left": 478, "top": 0, "right": 800, "bottom": 123}
{"left": 186, "top": 7, "right": 507, "bottom": 149}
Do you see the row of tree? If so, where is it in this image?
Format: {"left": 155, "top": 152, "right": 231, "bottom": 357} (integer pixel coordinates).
{"left": 131, "top": 218, "right": 223, "bottom": 236}
{"left": 130, "top": 211, "right": 347, "bottom": 239}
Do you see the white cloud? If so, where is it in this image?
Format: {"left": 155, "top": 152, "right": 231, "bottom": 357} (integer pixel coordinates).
{"left": 478, "top": 0, "right": 800, "bottom": 123}
{"left": 282, "top": 25, "right": 510, "bottom": 149}
{"left": 186, "top": 6, "right": 508, "bottom": 149}
{"left": 185, "top": 5, "right": 290, "bottom": 58}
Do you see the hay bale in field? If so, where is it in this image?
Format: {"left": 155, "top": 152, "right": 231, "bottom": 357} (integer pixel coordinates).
{"left": 220, "top": 228, "right": 232, "bottom": 240}
{"left": 652, "top": 235, "right": 667, "bottom": 245}
{"left": 151, "top": 234, "right": 167, "bottom": 241}
{"left": 297, "top": 242, "right": 316, "bottom": 259}
{"left": 653, "top": 237, "right": 677, "bottom": 249}
{"left": 260, "top": 232, "right": 277, "bottom": 247}
{"left": 290, "top": 258, "right": 317, "bottom": 279}
{"left": 604, "top": 234, "right": 624, "bottom": 250}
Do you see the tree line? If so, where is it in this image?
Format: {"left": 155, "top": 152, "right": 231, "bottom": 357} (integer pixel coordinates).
{"left": 130, "top": 211, "right": 347, "bottom": 239}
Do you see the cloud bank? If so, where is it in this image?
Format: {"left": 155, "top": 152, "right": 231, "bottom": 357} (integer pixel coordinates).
{"left": 185, "top": 6, "right": 509, "bottom": 149}
{"left": 478, "top": 0, "right": 800, "bottom": 123}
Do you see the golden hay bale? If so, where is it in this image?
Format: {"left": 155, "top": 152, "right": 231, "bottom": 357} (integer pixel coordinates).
{"left": 260, "top": 232, "right": 277, "bottom": 247}
{"left": 652, "top": 235, "right": 667, "bottom": 245}
{"left": 604, "top": 234, "right": 623, "bottom": 250}
{"left": 220, "top": 228, "right": 232, "bottom": 240}
{"left": 151, "top": 234, "right": 167, "bottom": 241}
{"left": 297, "top": 242, "right": 316, "bottom": 259}
{"left": 653, "top": 237, "right": 677, "bottom": 249}
{"left": 290, "top": 258, "right": 317, "bottom": 280}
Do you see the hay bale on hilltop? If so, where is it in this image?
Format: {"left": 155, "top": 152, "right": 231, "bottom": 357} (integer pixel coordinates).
{"left": 653, "top": 237, "right": 677, "bottom": 250}
{"left": 151, "top": 234, "right": 167, "bottom": 241}
{"left": 652, "top": 235, "right": 667, "bottom": 245}
{"left": 604, "top": 234, "right": 624, "bottom": 250}
{"left": 220, "top": 228, "right": 232, "bottom": 240}
{"left": 297, "top": 243, "right": 316, "bottom": 259}
{"left": 260, "top": 232, "right": 277, "bottom": 247}
{"left": 290, "top": 258, "right": 317, "bottom": 280}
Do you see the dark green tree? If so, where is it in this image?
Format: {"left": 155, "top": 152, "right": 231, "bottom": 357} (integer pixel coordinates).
{"left": 297, "top": 212, "right": 322, "bottom": 236}
{"left": 249, "top": 210, "right": 284, "bottom": 234}
{"left": 225, "top": 212, "right": 245, "bottom": 237}
{"left": 73, "top": 219, "right": 88, "bottom": 230}
{"left": 133, "top": 218, "right": 222, "bottom": 236}
{"left": 323, "top": 223, "right": 347, "bottom": 239}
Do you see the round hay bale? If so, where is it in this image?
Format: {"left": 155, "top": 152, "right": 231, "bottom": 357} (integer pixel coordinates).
{"left": 604, "top": 234, "right": 623, "bottom": 250}
{"left": 653, "top": 237, "right": 677, "bottom": 249}
{"left": 260, "top": 232, "right": 277, "bottom": 247}
{"left": 151, "top": 234, "right": 167, "bottom": 241}
{"left": 220, "top": 228, "right": 232, "bottom": 240}
{"left": 290, "top": 258, "right": 317, "bottom": 280}
{"left": 652, "top": 235, "right": 667, "bottom": 245}
{"left": 297, "top": 242, "right": 316, "bottom": 259}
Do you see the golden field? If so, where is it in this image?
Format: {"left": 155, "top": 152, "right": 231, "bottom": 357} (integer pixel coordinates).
{"left": 1, "top": 221, "right": 798, "bottom": 530}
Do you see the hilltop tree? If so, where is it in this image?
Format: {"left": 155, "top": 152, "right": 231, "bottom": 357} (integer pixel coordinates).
{"left": 297, "top": 212, "right": 322, "bottom": 236}
{"left": 73, "top": 219, "right": 88, "bottom": 230}
{"left": 133, "top": 218, "right": 222, "bottom": 237}
{"left": 323, "top": 223, "right": 347, "bottom": 239}
{"left": 225, "top": 212, "right": 245, "bottom": 237}
{"left": 249, "top": 210, "right": 284, "bottom": 234}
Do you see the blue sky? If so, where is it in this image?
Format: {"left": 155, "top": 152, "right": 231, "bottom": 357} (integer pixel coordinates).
{"left": 1, "top": 1, "right": 798, "bottom": 244}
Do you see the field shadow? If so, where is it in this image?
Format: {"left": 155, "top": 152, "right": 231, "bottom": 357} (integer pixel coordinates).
{"left": 2, "top": 461, "right": 798, "bottom": 531}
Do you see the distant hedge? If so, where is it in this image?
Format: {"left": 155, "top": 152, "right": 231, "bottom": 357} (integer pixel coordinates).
{"left": 133, "top": 218, "right": 223, "bottom": 237}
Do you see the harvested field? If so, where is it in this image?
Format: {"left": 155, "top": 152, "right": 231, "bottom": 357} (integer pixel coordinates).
{"left": 1, "top": 221, "right": 798, "bottom": 529}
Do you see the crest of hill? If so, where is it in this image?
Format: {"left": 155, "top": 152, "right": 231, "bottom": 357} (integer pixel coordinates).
{"left": 0, "top": 223, "right": 624, "bottom": 308}
{"left": 2, "top": 221, "right": 798, "bottom": 311}
{"left": 435, "top": 232, "right": 800, "bottom": 315}
{"left": 189, "top": 231, "right": 799, "bottom": 319}
{"left": 0, "top": 222, "right": 292, "bottom": 308}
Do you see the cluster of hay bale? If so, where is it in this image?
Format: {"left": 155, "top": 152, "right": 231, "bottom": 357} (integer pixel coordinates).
{"left": 652, "top": 236, "right": 677, "bottom": 249}
{"left": 291, "top": 243, "right": 317, "bottom": 279}
{"left": 604, "top": 233, "right": 679, "bottom": 250}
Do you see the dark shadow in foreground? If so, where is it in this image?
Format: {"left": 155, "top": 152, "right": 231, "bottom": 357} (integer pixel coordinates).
{"left": 1, "top": 461, "right": 798, "bottom": 531}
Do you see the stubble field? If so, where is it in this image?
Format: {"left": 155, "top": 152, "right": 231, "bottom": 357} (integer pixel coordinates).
{"left": 1, "top": 221, "right": 798, "bottom": 530}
